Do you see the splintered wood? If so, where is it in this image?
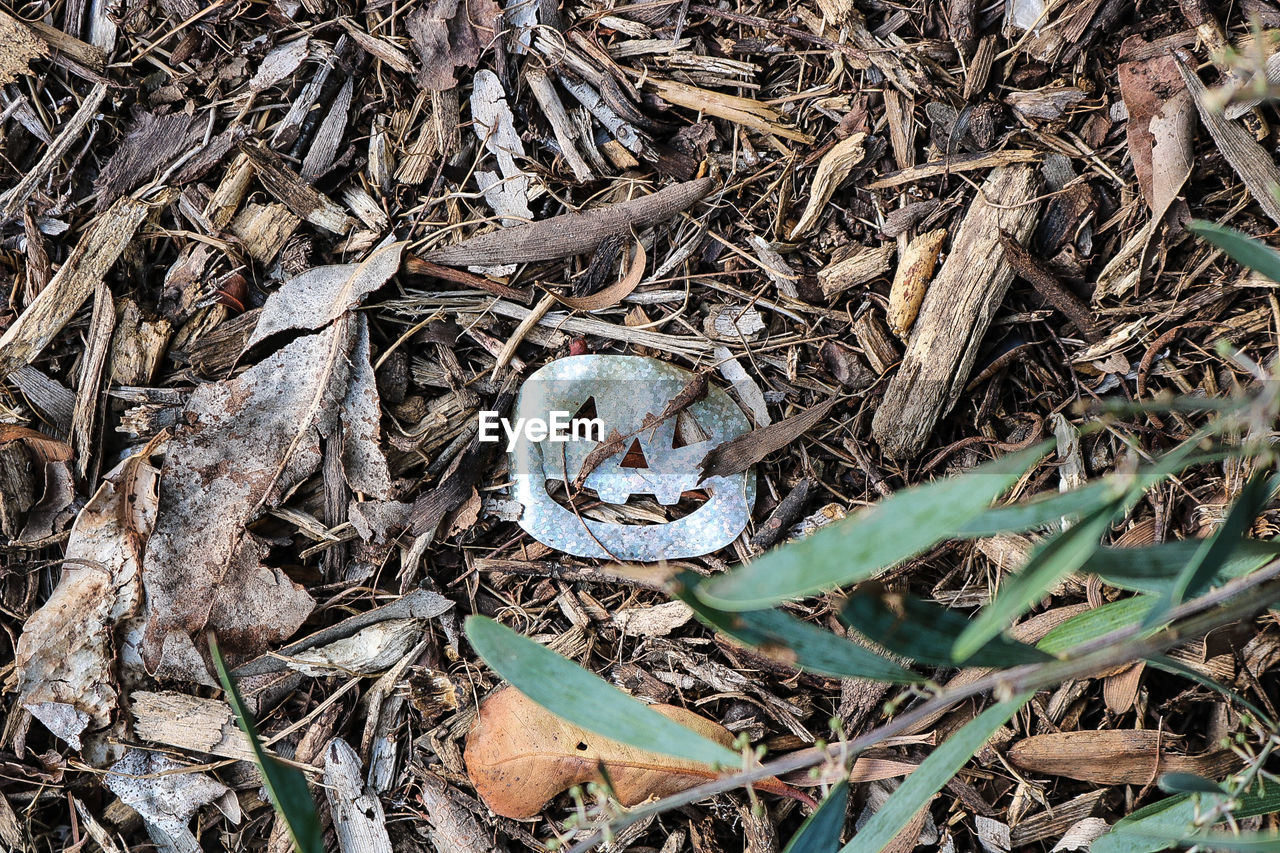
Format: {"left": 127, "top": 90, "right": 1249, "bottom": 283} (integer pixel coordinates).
{"left": 872, "top": 165, "right": 1042, "bottom": 458}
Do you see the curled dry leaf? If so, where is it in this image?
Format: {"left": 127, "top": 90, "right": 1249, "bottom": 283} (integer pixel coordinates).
{"left": 887, "top": 228, "right": 946, "bottom": 339}
{"left": 788, "top": 132, "right": 867, "bottom": 240}
{"left": 16, "top": 449, "right": 158, "bottom": 750}
{"left": 407, "top": 0, "right": 502, "bottom": 93}
{"left": 464, "top": 686, "right": 804, "bottom": 819}
{"left": 1007, "top": 730, "right": 1242, "bottom": 784}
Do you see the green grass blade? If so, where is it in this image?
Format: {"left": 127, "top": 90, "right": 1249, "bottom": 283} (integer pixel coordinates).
{"left": 210, "top": 637, "right": 323, "bottom": 853}
{"left": 957, "top": 479, "right": 1118, "bottom": 537}
{"left": 1143, "top": 471, "right": 1278, "bottom": 628}
{"left": 1189, "top": 220, "right": 1280, "bottom": 283}
{"left": 955, "top": 500, "right": 1122, "bottom": 661}
{"left": 839, "top": 694, "right": 1030, "bottom": 853}
{"left": 841, "top": 587, "right": 1052, "bottom": 667}
{"left": 1036, "top": 597, "right": 1154, "bottom": 654}
{"left": 1084, "top": 539, "right": 1280, "bottom": 595}
{"left": 675, "top": 579, "right": 919, "bottom": 683}
{"left": 465, "top": 615, "right": 739, "bottom": 766}
{"left": 782, "top": 781, "right": 849, "bottom": 853}
{"left": 1095, "top": 781, "right": 1280, "bottom": 853}
{"left": 698, "top": 443, "right": 1050, "bottom": 610}
{"left": 1097, "top": 829, "right": 1280, "bottom": 851}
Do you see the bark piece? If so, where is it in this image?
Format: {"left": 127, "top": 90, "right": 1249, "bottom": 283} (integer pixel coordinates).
{"left": 94, "top": 109, "right": 201, "bottom": 210}
{"left": 699, "top": 397, "right": 837, "bottom": 481}
{"left": 789, "top": 132, "right": 868, "bottom": 239}
{"left": 424, "top": 177, "right": 714, "bottom": 266}
{"left": 818, "top": 245, "right": 895, "bottom": 299}
{"left": 871, "top": 165, "right": 1041, "bottom": 458}
{"left": 0, "top": 196, "right": 148, "bottom": 381}
{"left": 0, "top": 10, "right": 47, "bottom": 84}
{"left": 239, "top": 143, "right": 356, "bottom": 234}
{"left": 325, "top": 738, "right": 393, "bottom": 853}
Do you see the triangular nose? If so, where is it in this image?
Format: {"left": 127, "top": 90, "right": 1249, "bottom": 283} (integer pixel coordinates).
{"left": 620, "top": 438, "right": 649, "bottom": 468}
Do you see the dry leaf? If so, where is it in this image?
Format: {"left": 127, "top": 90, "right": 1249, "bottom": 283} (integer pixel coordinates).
{"left": 1007, "top": 730, "right": 1242, "bottom": 784}
{"left": 464, "top": 686, "right": 798, "bottom": 818}
{"left": 1117, "top": 38, "right": 1194, "bottom": 222}
{"left": 888, "top": 228, "right": 946, "bottom": 339}
{"left": 1177, "top": 54, "right": 1280, "bottom": 228}
{"left": 789, "top": 132, "right": 868, "bottom": 239}
{"left": 105, "top": 749, "right": 239, "bottom": 853}
{"left": 15, "top": 450, "right": 158, "bottom": 750}
{"left": 407, "top": 0, "right": 501, "bottom": 93}
{"left": 138, "top": 318, "right": 374, "bottom": 679}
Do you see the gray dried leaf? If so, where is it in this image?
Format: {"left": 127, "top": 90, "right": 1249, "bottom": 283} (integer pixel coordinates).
{"left": 248, "top": 241, "right": 403, "bottom": 347}
{"left": 407, "top": 0, "right": 501, "bottom": 92}
{"left": 16, "top": 452, "right": 158, "bottom": 749}
{"left": 138, "top": 322, "right": 367, "bottom": 678}
{"left": 106, "top": 749, "right": 238, "bottom": 853}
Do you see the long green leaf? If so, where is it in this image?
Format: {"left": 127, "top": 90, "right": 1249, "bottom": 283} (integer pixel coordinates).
{"left": 957, "top": 479, "right": 1118, "bottom": 537}
{"left": 1084, "top": 540, "right": 1280, "bottom": 595}
{"left": 698, "top": 444, "right": 1050, "bottom": 610}
{"left": 1036, "top": 597, "right": 1154, "bottom": 654}
{"left": 1144, "top": 471, "right": 1278, "bottom": 628}
{"left": 465, "top": 615, "right": 739, "bottom": 766}
{"left": 840, "top": 694, "right": 1030, "bottom": 853}
{"left": 210, "top": 637, "right": 322, "bottom": 853}
{"left": 955, "top": 500, "right": 1122, "bottom": 661}
{"left": 1095, "top": 781, "right": 1280, "bottom": 853}
{"left": 675, "top": 579, "right": 919, "bottom": 683}
{"left": 1097, "top": 829, "right": 1280, "bottom": 851}
{"left": 783, "top": 781, "right": 849, "bottom": 853}
{"left": 841, "top": 587, "right": 1052, "bottom": 667}
{"left": 1190, "top": 220, "right": 1280, "bottom": 283}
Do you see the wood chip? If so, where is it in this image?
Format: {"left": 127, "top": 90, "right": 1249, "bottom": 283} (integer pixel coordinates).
{"left": 871, "top": 165, "right": 1041, "bottom": 458}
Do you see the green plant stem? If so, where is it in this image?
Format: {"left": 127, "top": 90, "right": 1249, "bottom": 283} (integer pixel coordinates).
{"left": 564, "top": 561, "right": 1280, "bottom": 853}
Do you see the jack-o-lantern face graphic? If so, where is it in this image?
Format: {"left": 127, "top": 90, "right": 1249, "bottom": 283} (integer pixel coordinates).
{"left": 509, "top": 355, "right": 755, "bottom": 561}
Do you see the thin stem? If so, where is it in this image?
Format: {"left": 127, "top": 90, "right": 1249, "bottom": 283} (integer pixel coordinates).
{"left": 565, "top": 563, "right": 1280, "bottom": 853}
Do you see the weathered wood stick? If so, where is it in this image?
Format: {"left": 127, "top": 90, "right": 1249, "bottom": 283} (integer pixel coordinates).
{"left": 424, "top": 177, "right": 715, "bottom": 266}
{"left": 871, "top": 165, "right": 1042, "bottom": 458}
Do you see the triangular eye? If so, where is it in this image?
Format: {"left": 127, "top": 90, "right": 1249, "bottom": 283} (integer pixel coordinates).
{"left": 620, "top": 438, "right": 649, "bottom": 468}
{"left": 572, "top": 396, "right": 598, "bottom": 422}
{"left": 673, "top": 410, "right": 708, "bottom": 448}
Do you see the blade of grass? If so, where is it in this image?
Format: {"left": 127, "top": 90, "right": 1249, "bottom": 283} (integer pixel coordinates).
{"left": 955, "top": 499, "right": 1123, "bottom": 661}
{"left": 840, "top": 586, "right": 1052, "bottom": 667}
{"left": 210, "top": 636, "right": 323, "bottom": 853}
{"left": 782, "top": 781, "right": 849, "bottom": 853}
{"left": 1094, "top": 781, "right": 1280, "bottom": 853}
{"left": 674, "top": 578, "right": 919, "bottom": 684}
{"left": 465, "top": 615, "right": 740, "bottom": 766}
{"left": 1190, "top": 220, "right": 1280, "bottom": 283}
{"left": 1036, "top": 597, "right": 1155, "bottom": 654}
{"left": 1084, "top": 539, "right": 1280, "bottom": 595}
{"left": 698, "top": 443, "right": 1051, "bottom": 610}
{"left": 839, "top": 694, "right": 1031, "bottom": 853}
{"left": 1143, "top": 470, "right": 1278, "bottom": 628}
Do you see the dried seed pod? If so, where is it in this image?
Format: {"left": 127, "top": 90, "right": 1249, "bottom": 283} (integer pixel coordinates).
{"left": 887, "top": 228, "right": 947, "bottom": 340}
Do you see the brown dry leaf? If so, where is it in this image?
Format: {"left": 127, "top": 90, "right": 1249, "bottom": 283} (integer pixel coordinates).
{"left": 465, "top": 686, "right": 797, "bottom": 819}
{"left": 15, "top": 449, "right": 159, "bottom": 750}
{"left": 1007, "top": 730, "right": 1242, "bottom": 784}
{"left": 789, "top": 132, "right": 868, "bottom": 239}
{"left": 139, "top": 308, "right": 385, "bottom": 679}
{"left": 553, "top": 240, "right": 646, "bottom": 312}
{"left": 1117, "top": 38, "right": 1194, "bottom": 222}
{"left": 698, "top": 397, "right": 837, "bottom": 481}
{"left": 406, "top": 0, "right": 501, "bottom": 93}
{"left": 0, "top": 10, "right": 47, "bottom": 85}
